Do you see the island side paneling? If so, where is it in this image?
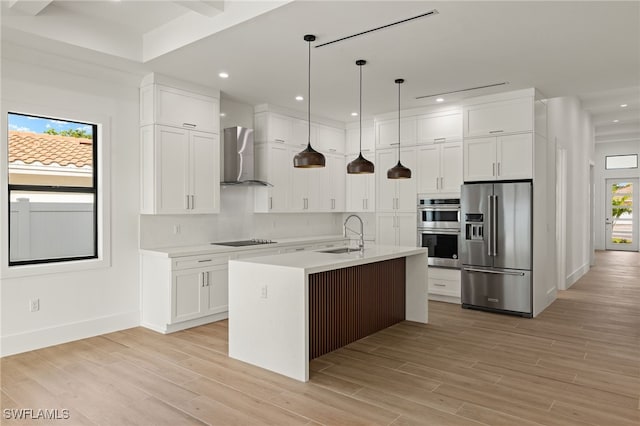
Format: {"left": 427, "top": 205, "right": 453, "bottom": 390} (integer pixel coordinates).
{"left": 308, "top": 258, "right": 406, "bottom": 359}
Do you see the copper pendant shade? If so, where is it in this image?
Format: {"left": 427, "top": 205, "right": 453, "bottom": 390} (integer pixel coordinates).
{"left": 387, "top": 78, "right": 412, "bottom": 179}
{"left": 294, "top": 34, "right": 326, "bottom": 168}
{"left": 347, "top": 59, "right": 374, "bottom": 174}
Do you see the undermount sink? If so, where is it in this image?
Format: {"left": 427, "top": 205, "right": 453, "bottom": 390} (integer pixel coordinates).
{"left": 320, "top": 247, "right": 362, "bottom": 254}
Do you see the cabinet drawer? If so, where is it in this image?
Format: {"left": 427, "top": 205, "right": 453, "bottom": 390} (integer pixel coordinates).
{"left": 174, "top": 254, "right": 228, "bottom": 270}
{"left": 428, "top": 278, "right": 461, "bottom": 296}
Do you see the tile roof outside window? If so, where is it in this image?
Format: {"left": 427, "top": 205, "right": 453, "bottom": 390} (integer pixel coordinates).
{"left": 8, "top": 131, "right": 93, "bottom": 168}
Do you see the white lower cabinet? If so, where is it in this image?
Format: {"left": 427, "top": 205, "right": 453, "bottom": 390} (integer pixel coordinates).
{"left": 376, "top": 213, "right": 417, "bottom": 247}
{"left": 320, "top": 154, "right": 345, "bottom": 212}
{"left": 141, "top": 253, "right": 229, "bottom": 333}
{"left": 428, "top": 267, "right": 461, "bottom": 303}
{"left": 345, "top": 154, "right": 375, "bottom": 212}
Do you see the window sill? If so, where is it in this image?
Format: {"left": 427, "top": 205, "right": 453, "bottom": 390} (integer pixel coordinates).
{"left": 1, "top": 256, "right": 110, "bottom": 279}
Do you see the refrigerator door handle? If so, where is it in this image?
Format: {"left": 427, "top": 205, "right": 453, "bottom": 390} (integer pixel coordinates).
{"left": 463, "top": 267, "right": 525, "bottom": 277}
{"left": 487, "top": 195, "right": 493, "bottom": 256}
{"left": 492, "top": 194, "right": 498, "bottom": 256}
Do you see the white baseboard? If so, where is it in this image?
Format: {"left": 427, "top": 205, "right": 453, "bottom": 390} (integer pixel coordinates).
{"left": 566, "top": 262, "right": 590, "bottom": 289}
{"left": 428, "top": 293, "right": 461, "bottom": 304}
{"left": 1, "top": 311, "right": 140, "bottom": 357}
{"left": 141, "top": 311, "right": 228, "bottom": 334}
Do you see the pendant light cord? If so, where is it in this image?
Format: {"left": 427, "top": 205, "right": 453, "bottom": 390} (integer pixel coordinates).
{"left": 397, "top": 81, "right": 401, "bottom": 163}
{"left": 359, "top": 64, "right": 363, "bottom": 153}
{"left": 307, "top": 39, "right": 311, "bottom": 146}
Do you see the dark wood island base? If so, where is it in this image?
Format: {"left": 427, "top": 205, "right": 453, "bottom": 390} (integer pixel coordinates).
{"left": 309, "top": 257, "right": 406, "bottom": 359}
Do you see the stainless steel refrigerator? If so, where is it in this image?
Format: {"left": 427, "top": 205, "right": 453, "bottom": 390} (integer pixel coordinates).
{"left": 460, "top": 181, "right": 533, "bottom": 317}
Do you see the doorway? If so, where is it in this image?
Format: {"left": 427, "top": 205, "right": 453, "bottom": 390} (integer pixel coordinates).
{"left": 605, "top": 178, "right": 639, "bottom": 251}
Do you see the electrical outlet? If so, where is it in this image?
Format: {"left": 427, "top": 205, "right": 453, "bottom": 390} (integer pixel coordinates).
{"left": 260, "top": 285, "right": 268, "bottom": 299}
{"left": 29, "top": 298, "right": 40, "bottom": 312}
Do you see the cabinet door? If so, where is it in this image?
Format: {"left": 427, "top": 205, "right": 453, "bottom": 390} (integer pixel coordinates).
{"left": 376, "top": 214, "right": 398, "bottom": 246}
{"left": 326, "top": 154, "right": 345, "bottom": 212}
{"left": 317, "top": 125, "right": 345, "bottom": 154}
{"left": 497, "top": 133, "right": 533, "bottom": 180}
{"left": 190, "top": 131, "right": 219, "bottom": 213}
{"left": 203, "top": 265, "right": 229, "bottom": 315}
{"left": 157, "top": 125, "right": 189, "bottom": 214}
{"left": 346, "top": 127, "right": 374, "bottom": 154}
{"left": 269, "top": 145, "right": 292, "bottom": 211}
{"left": 155, "top": 85, "right": 218, "bottom": 133}
{"left": 306, "top": 168, "right": 322, "bottom": 211}
{"left": 363, "top": 173, "right": 375, "bottom": 212}
{"left": 376, "top": 117, "right": 416, "bottom": 148}
{"left": 464, "top": 97, "right": 533, "bottom": 137}
{"left": 269, "top": 114, "right": 293, "bottom": 144}
{"left": 291, "top": 166, "right": 309, "bottom": 212}
{"left": 396, "top": 147, "right": 417, "bottom": 212}
{"left": 417, "top": 113, "right": 462, "bottom": 144}
{"left": 440, "top": 142, "right": 463, "bottom": 193}
{"left": 346, "top": 168, "right": 368, "bottom": 212}
{"left": 397, "top": 213, "right": 418, "bottom": 247}
{"left": 417, "top": 145, "right": 441, "bottom": 194}
{"left": 464, "top": 137, "right": 496, "bottom": 182}
{"left": 172, "top": 269, "right": 205, "bottom": 323}
{"left": 376, "top": 149, "right": 398, "bottom": 211}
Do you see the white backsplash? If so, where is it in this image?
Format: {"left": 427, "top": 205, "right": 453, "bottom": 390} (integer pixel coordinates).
{"left": 139, "top": 186, "right": 346, "bottom": 248}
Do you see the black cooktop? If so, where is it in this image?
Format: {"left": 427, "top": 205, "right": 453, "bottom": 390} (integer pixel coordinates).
{"left": 212, "top": 239, "right": 277, "bottom": 247}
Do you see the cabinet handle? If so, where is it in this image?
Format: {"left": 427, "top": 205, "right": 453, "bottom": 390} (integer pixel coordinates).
{"left": 274, "top": 139, "right": 285, "bottom": 143}
{"left": 365, "top": 199, "right": 368, "bottom": 210}
{"left": 363, "top": 199, "right": 366, "bottom": 210}
{"left": 434, "top": 283, "right": 446, "bottom": 287}
{"left": 207, "top": 272, "right": 211, "bottom": 286}
{"left": 329, "top": 148, "right": 337, "bottom": 152}
{"left": 191, "top": 195, "right": 195, "bottom": 210}
{"left": 435, "top": 177, "right": 439, "bottom": 190}
{"left": 390, "top": 142, "right": 400, "bottom": 146}
{"left": 295, "top": 247, "right": 305, "bottom": 251}
{"left": 201, "top": 272, "right": 206, "bottom": 287}
{"left": 440, "top": 177, "right": 444, "bottom": 189}
{"left": 497, "top": 162, "right": 501, "bottom": 176}
{"left": 489, "top": 130, "right": 503, "bottom": 134}
{"left": 434, "top": 138, "right": 446, "bottom": 142}
{"left": 269, "top": 197, "right": 273, "bottom": 210}
{"left": 198, "top": 259, "right": 212, "bottom": 263}
{"left": 186, "top": 195, "right": 190, "bottom": 210}
{"left": 492, "top": 163, "right": 496, "bottom": 177}
{"left": 183, "top": 123, "right": 197, "bottom": 128}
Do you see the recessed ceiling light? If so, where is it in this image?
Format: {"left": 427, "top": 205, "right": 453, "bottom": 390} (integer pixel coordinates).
{"left": 613, "top": 119, "right": 619, "bottom": 123}
{"left": 218, "top": 72, "right": 229, "bottom": 79}
{"left": 351, "top": 112, "right": 358, "bottom": 116}
{"left": 295, "top": 95, "right": 304, "bottom": 101}
{"left": 220, "top": 113, "right": 226, "bottom": 117}
{"left": 436, "top": 98, "right": 444, "bottom": 103}
{"left": 620, "top": 104, "right": 628, "bottom": 108}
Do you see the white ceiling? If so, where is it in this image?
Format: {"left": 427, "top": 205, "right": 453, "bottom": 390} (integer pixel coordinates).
{"left": 2, "top": 1, "right": 639, "bottom": 144}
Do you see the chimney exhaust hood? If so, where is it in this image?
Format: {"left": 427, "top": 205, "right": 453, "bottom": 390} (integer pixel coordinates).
{"left": 221, "top": 126, "right": 271, "bottom": 186}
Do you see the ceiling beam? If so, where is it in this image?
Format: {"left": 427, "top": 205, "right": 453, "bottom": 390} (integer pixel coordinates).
{"left": 173, "top": 0, "right": 224, "bottom": 18}
{"left": 8, "top": 0, "right": 53, "bottom": 16}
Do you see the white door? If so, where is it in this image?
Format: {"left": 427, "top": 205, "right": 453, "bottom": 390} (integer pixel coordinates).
{"left": 157, "top": 125, "right": 189, "bottom": 214}
{"left": 464, "top": 137, "right": 496, "bottom": 182}
{"left": 417, "top": 145, "right": 440, "bottom": 194}
{"left": 376, "top": 214, "right": 397, "bottom": 246}
{"left": 605, "top": 178, "right": 638, "bottom": 251}
{"left": 376, "top": 149, "right": 398, "bottom": 211}
{"left": 190, "top": 131, "right": 219, "bottom": 214}
{"left": 440, "top": 142, "right": 463, "bottom": 193}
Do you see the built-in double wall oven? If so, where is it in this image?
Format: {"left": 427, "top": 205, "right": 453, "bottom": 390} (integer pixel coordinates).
{"left": 417, "top": 196, "right": 461, "bottom": 268}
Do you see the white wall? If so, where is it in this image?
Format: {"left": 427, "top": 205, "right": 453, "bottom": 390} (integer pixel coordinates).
{"left": 594, "top": 140, "right": 640, "bottom": 249}
{"left": 0, "top": 43, "right": 142, "bottom": 356}
{"left": 547, "top": 96, "right": 595, "bottom": 287}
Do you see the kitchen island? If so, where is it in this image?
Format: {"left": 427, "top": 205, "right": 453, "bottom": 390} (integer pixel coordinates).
{"left": 228, "top": 245, "right": 428, "bottom": 382}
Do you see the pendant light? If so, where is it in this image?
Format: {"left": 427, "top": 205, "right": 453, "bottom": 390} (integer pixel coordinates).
{"left": 387, "top": 78, "right": 412, "bottom": 179}
{"left": 293, "top": 34, "right": 326, "bottom": 168}
{"left": 347, "top": 60, "right": 375, "bottom": 174}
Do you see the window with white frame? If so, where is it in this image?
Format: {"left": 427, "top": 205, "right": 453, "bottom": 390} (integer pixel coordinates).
{"left": 605, "top": 154, "right": 638, "bottom": 170}
{"left": 7, "top": 112, "right": 98, "bottom": 265}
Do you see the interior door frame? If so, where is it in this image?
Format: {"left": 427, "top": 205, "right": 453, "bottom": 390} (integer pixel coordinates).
{"left": 605, "top": 177, "right": 639, "bottom": 251}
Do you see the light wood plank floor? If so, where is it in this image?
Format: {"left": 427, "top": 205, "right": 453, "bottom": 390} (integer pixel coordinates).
{"left": 2, "top": 251, "right": 639, "bottom": 425}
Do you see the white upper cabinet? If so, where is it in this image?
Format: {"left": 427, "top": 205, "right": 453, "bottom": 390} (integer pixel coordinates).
{"left": 140, "top": 84, "right": 219, "bottom": 134}
{"left": 320, "top": 154, "right": 346, "bottom": 212}
{"left": 376, "top": 117, "right": 416, "bottom": 148}
{"left": 463, "top": 97, "right": 533, "bottom": 138}
{"left": 464, "top": 134, "right": 533, "bottom": 182}
{"left": 346, "top": 126, "right": 374, "bottom": 154}
{"left": 291, "top": 118, "right": 318, "bottom": 148}
{"left": 255, "top": 112, "right": 293, "bottom": 144}
{"left": 254, "top": 142, "right": 292, "bottom": 212}
{"left": 376, "top": 147, "right": 417, "bottom": 213}
{"left": 416, "top": 112, "right": 462, "bottom": 144}
{"left": 317, "top": 125, "right": 345, "bottom": 154}
{"left": 141, "top": 125, "right": 219, "bottom": 214}
{"left": 417, "top": 142, "right": 463, "bottom": 194}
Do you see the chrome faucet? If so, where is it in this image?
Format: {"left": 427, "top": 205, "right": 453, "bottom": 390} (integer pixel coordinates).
{"left": 343, "top": 214, "right": 365, "bottom": 252}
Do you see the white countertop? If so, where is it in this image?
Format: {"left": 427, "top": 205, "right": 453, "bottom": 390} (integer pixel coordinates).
{"left": 230, "top": 244, "right": 427, "bottom": 274}
{"left": 139, "top": 235, "right": 347, "bottom": 258}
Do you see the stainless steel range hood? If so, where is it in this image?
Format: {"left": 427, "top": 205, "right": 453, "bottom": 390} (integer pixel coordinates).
{"left": 221, "top": 126, "right": 271, "bottom": 186}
